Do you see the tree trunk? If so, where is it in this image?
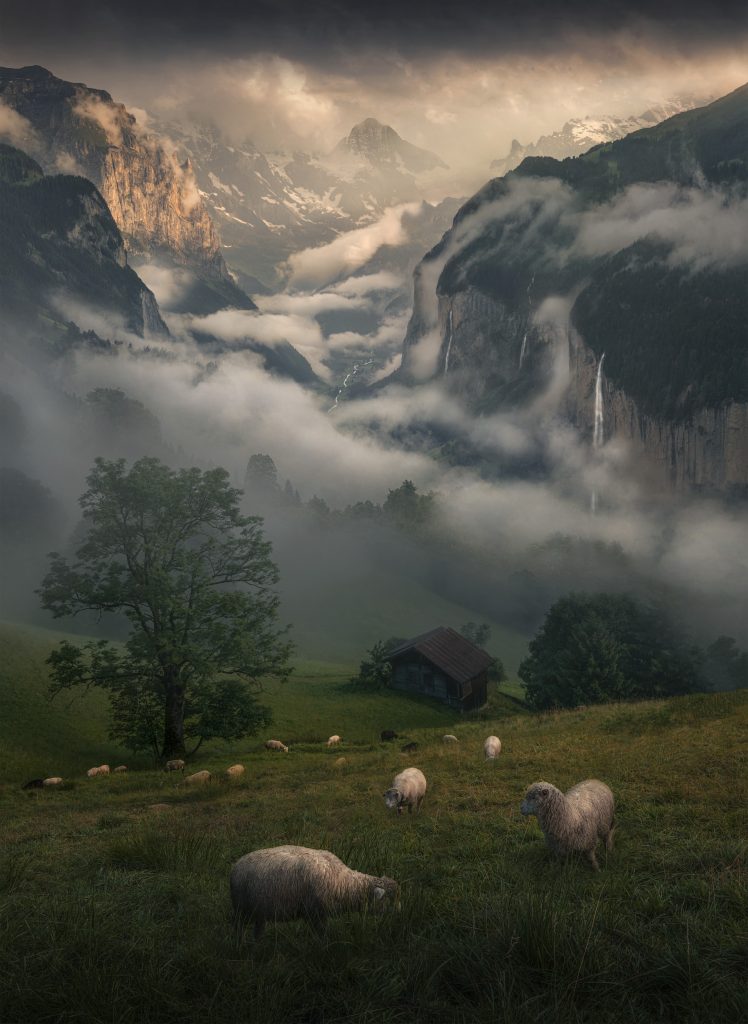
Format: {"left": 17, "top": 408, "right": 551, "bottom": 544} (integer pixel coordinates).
{"left": 162, "top": 671, "right": 186, "bottom": 758}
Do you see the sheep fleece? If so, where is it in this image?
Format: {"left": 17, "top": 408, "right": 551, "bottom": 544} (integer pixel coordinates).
{"left": 230, "top": 846, "right": 393, "bottom": 926}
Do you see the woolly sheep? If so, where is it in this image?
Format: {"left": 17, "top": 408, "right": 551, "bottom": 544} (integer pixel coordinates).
{"left": 326, "top": 735, "right": 342, "bottom": 747}
{"left": 483, "top": 736, "right": 502, "bottom": 760}
{"left": 334, "top": 757, "right": 347, "bottom": 767}
{"left": 442, "top": 734, "right": 458, "bottom": 744}
{"left": 185, "top": 770, "right": 212, "bottom": 785}
{"left": 42, "top": 777, "right": 64, "bottom": 787}
{"left": 265, "top": 740, "right": 289, "bottom": 753}
{"left": 520, "top": 779, "right": 615, "bottom": 871}
{"left": 384, "top": 767, "right": 427, "bottom": 815}
{"left": 230, "top": 845, "right": 399, "bottom": 939}
{"left": 165, "top": 759, "right": 186, "bottom": 772}
{"left": 380, "top": 730, "right": 397, "bottom": 742}
{"left": 86, "top": 765, "right": 110, "bottom": 778}
{"left": 225, "top": 764, "right": 245, "bottom": 779}
{"left": 113, "top": 765, "right": 128, "bottom": 773}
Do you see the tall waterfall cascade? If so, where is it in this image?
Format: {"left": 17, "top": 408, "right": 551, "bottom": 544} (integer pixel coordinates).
{"left": 591, "top": 352, "right": 606, "bottom": 514}
{"left": 444, "top": 308, "right": 453, "bottom": 375}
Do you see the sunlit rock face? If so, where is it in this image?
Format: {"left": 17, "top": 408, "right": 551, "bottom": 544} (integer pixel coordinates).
{"left": 398, "top": 86, "right": 748, "bottom": 495}
{"left": 0, "top": 65, "right": 252, "bottom": 312}
{"left": 0, "top": 141, "right": 167, "bottom": 337}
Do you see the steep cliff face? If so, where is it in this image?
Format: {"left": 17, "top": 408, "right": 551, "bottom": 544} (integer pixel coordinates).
{"left": 398, "top": 84, "right": 748, "bottom": 495}
{"left": 0, "top": 65, "right": 253, "bottom": 312}
{"left": 569, "top": 339, "right": 748, "bottom": 495}
{"left": 0, "top": 143, "right": 166, "bottom": 337}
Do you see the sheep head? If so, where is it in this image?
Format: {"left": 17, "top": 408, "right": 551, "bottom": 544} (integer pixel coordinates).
{"left": 367, "top": 876, "right": 400, "bottom": 912}
{"left": 383, "top": 788, "right": 402, "bottom": 810}
{"left": 520, "top": 782, "right": 555, "bottom": 816}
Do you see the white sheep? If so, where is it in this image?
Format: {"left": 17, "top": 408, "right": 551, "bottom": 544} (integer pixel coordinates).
{"left": 326, "top": 735, "right": 342, "bottom": 747}
{"left": 185, "top": 770, "right": 212, "bottom": 785}
{"left": 165, "top": 759, "right": 186, "bottom": 772}
{"left": 520, "top": 779, "right": 615, "bottom": 871}
{"left": 42, "top": 777, "right": 63, "bottom": 787}
{"left": 265, "top": 740, "right": 289, "bottom": 753}
{"left": 384, "top": 767, "right": 427, "bottom": 815}
{"left": 442, "top": 734, "right": 458, "bottom": 744}
{"left": 230, "top": 845, "right": 399, "bottom": 939}
{"left": 86, "top": 764, "right": 110, "bottom": 778}
{"left": 334, "top": 757, "right": 347, "bottom": 767}
{"left": 114, "top": 765, "right": 128, "bottom": 773}
{"left": 225, "top": 764, "right": 245, "bottom": 779}
{"left": 483, "top": 736, "right": 502, "bottom": 760}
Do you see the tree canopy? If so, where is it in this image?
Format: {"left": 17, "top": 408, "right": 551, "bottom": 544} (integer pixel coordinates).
{"left": 519, "top": 592, "right": 704, "bottom": 710}
{"left": 40, "top": 457, "right": 292, "bottom": 758}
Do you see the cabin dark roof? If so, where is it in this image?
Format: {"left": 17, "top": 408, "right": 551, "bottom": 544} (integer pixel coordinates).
{"left": 386, "top": 627, "right": 493, "bottom": 685}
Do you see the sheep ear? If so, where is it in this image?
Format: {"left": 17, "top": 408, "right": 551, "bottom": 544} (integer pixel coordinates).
{"left": 373, "top": 886, "right": 385, "bottom": 900}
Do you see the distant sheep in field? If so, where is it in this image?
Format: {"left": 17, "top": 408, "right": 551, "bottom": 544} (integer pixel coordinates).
{"left": 384, "top": 767, "right": 427, "bottom": 816}
{"left": 165, "top": 759, "right": 186, "bottom": 772}
{"left": 380, "top": 730, "right": 398, "bottom": 742}
{"left": 43, "top": 777, "right": 64, "bottom": 787}
{"left": 520, "top": 779, "right": 615, "bottom": 871}
{"left": 326, "top": 735, "right": 342, "bottom": 747}
{"left": 114, "top": 765, "right": 128, "bottom": 773}
{"left": 334, "top": 757, "right": 347, "bottom": 767}
{"left": 442, "top": 735, "right": 458, "bottom": 744}
{"left": 185, "top": 770, "right": 212, "bottom": 785}
{"left": 230, "top": 845, "right": 399, "bottom": 939}
{"left": 483, "top": 736, "right": 502, "bottom": 760}
{"left": 22, "top": 779, "right": 45, "bottom": 790}
{"left": 400, "top": 741, "right": 418, "bottom": 753}
{"left": 86, "top": 765, "right": 110, "bottom": 778}
{"left": 265, "top": 740, "right": 288, "bottom": 753}
{"left": 225, "top": 764, "right": 245, "bottom": 779}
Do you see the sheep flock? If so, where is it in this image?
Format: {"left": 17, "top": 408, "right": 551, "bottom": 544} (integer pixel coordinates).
{"left": 21, "top": 724, "right": 618, "bottom": 942}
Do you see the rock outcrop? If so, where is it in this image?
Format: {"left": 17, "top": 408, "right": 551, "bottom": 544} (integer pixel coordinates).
{"left": 0, "top": 65, "right": 252, "bottom": 313}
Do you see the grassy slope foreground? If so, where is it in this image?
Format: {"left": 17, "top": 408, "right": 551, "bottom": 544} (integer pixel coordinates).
{"left": 0, "top": 625, "right": 746, "bottom": 1023}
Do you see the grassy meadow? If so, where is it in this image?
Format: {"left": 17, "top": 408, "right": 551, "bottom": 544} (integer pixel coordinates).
{"left": 0, "top": 622, "right": 746, "bottom": 1023}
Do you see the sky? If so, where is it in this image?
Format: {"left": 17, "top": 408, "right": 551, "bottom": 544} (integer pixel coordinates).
{"left": 1, "top": 1, "right": 747, "bottom": 177}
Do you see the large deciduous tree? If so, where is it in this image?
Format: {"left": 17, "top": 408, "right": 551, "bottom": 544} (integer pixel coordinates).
{"left": 40, "top": 457, "right": 292, "bottom": 758}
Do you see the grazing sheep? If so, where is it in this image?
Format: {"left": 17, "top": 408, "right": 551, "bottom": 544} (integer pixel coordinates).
{"left": 483, "top": 736, "right": 502, "bottom": 760}
{"left": 185, "top": 770, "right": 212, "bottom": 785}
{"left": 99, "top": 765, "right": 111, "bottom": 775}
{"left": 442, "top": 734, "right": 458, "bottom": 744}
{"left": 384, "top": 767, "right": 427, "bottom": 816}
{"left": 114, "top": 765, "right": 128, "bottom": 773}
{"left": 334, "top": 757, "right": 347, "bottom": 767}
{"left": 326, "top": 735, "right": 342, "bottom": 747}
{"left": 520, "top": 779, "right": 615, "bottom": 871}
{"left": 165, "top": 759, "right": 186, "bottom": 772}
{"left": 380, "top": 730, "right": 398, "bottom": 742}
{"left": 42, "top": 777, "right": 64, "bottom": 787}
{"left": 265, "top": 740, "right": 289, "bottom": 753}
{"left": 400, "top": 741, "right": 418, "bottom": 753}
{"left": 22, "top": 778, "right": 45, "bottom": 790}
{"left": 226, "top": 764, "right": 245, "bottom": 779}
{"left": 230, "top": 845, "right": 399, "bottom": 939}
{"left": 86, "top": 765, "right": 110, "bottom": 778}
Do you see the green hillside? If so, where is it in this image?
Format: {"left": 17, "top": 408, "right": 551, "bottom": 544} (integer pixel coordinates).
{"left": 0, "top": 619, "right": 745, "bottom": 1023}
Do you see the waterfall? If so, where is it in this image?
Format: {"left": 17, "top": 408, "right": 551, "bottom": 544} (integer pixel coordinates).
{"left": 518, "top": 272, "right": 535, "bottom": 369}
{"left": 591, "top": 352, "right": 606, "bottom": 513}
{"left": 444, "top": 308, "right": 453, "bottom": 375}
{"left": 327, "top": 356, "right": 374, "bottom": 413}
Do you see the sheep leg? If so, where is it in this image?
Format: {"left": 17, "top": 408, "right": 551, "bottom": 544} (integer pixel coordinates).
{"left": 407, "top": 802, "right": 413, "bottom": 815}
{"left": 585, "top": 849, "right": 600, "bottom": 871}
{"left": 605, "top": 825, "right": 616, "bottom": 852}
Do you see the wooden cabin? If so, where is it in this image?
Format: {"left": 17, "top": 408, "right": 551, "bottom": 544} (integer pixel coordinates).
{"left": 386, "top": 627, "right": 493, "bottom": 711}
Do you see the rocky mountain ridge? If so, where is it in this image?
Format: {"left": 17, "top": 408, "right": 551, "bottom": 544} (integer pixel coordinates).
{"left": 398, "top": 84, "right": 748, "bottom": 496}
{"left": 0, "top": 65, "right": 253, "bottom": 314}
{"left": 490, "top": 98, "right": 705, "bottom": 175}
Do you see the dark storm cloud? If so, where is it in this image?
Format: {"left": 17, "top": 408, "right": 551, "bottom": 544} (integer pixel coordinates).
{"left": 2, "top": 1, "right": 747, "bottom": 65}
